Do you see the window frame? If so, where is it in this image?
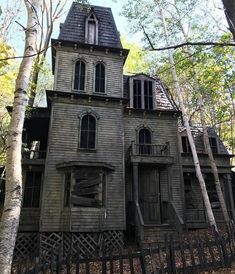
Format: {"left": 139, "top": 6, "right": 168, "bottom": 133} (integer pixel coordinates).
{"left": 130, "top": 76, "right": 155, "bottom": 110}
{"left": 181, "top": 136, "right": 191, "bottom": 153}
{"left": 85, "top": 12, "right": 98, "bottom": 45}
{"left": 94, "top": 62, "right": 106, "bottom": 94}
{"left": 64, "top": 172, "right": 71, "bottom": 208}
{"left": 70, "top": 169, "right": 106, "bottom": 208}
{"left": 79, "top": 114, "right": 97, "bottom": 150}
{"left": 22, "top": 171, "right": 42, "bottom": 209}
{"left": 73, "top": 59, "right": 86, "bottom": 92}
{"left": 209, "top": 137, "right": 218, "bottom": 154}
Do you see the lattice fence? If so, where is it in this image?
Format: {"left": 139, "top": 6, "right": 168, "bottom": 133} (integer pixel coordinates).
{"left": 14, "top": 233, "right": 39, "bottom": 260}
{"left": 14, "top": 231, "right": 124, "bottom": 261}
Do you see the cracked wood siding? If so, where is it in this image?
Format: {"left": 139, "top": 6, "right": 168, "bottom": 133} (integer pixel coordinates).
{"left": 54, "top": 48, "right": 124, "bottom": 98}
{"left": 40, "top": 99, "right": 125, "bottom": 232}
{"left": 124, "top": 112, "right": 184, "bottom": 216}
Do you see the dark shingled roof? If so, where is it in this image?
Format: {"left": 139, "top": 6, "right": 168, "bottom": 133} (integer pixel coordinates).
{"left": 58, "top": 3, "right": 122, "bottom": 49}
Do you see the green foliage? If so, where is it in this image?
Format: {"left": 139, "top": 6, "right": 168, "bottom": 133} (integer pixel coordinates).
{"left": 121, "top": 0, "right": 235, "bottom": 154}
{"left": 121, "top": 36, "right": 151, "bottom": 74}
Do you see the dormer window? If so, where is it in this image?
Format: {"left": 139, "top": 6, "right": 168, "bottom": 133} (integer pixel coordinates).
{"left": 131, "top": 77, "right": 154, "bottom": 110}
{"left": 85, "top": 12, "right": 98, "bottom": 45}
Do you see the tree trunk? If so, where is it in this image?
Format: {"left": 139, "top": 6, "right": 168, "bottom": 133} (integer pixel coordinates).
{"left": 221, "top": 0, "right": 235, "bottom": 41}
{"left": 173, "top": 1, "right": 230, "bottom": 223}
{"left": 158, "top": 3, "right": 217, "bottom": 229}
{"left": 0, "top": 1, "right": 41, "bottom": 273}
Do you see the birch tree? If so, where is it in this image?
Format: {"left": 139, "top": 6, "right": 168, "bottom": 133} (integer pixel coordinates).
{"left": 157, "top": 3, "right": 217, "bottom": 228}
{"left": 172, "top": 0, "right": 230, "bottom": 222}
{"left": 0, "top": 0, "right": 41, "bottom": 272}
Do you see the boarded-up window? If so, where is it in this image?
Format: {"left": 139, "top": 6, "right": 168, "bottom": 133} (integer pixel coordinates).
{"left": 23, "top": 171, "right": 41, "bottom": 208}
{"left": 64, "top": 173, "right": 71, "bottom": 207}
{"left": 133, "top": 80, "right": 142, "bottom": 109}
{"left": 144, "top": 81, "right": 153, "bottom": 109}
{"left": 80, "top": 114, "right": 96, "bottom": 149}
{"left": 71, "top": 170, "right": 105, "bottom": 207}
{"left": 74, "top": 60, "right": 85, "bottom": 90}
{"left": 95, "top": 63, "right": 105, "bottom": 93}
{"left": 209, "top": 137, "right": 218, "bottom": 154}
{"left": 182, "top": 136, "right": 191, "bottom": 153}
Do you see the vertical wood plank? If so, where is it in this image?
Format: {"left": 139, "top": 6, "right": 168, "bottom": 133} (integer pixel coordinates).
{"left": 110, "top": 249, "right": 114, "bottom": 274}
{"left": 187, "top": 235, "right": 196, "bottom": 271}
{"left": 119, "top": 249, "right": 124, "bottom": 274}
{"left": 169, "top": 235, "right": 177, "bottom": 274}
{"left": 158, "top": 242, "right": 165, "bottom": 274}
{"left": 139, "top": 246, "right": 147, "bottom": 274}
{"left": 76, "top": 246, "right": 80, "bottom": 274}
{"left": 179, "top": 236, "right": 186, "bottom": 274}
{"left": 102, "top": 247, "right": 106, "bottom": 274}
{"left": 165, "top": 234, "right": 172, "bottom": 274}
{"left": 85, "top": 252, "right": 90, "bottom": 274}
{"left": 128, "top": 248, "right": 135, "bottom": 274}
{"left": 149, "top": 244, "right": 157, "bottom": 274}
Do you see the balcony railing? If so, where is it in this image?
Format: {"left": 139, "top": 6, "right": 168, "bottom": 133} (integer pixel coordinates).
{"left": 129, "top": 142, "right": 170, "bottom": 157}
{"left": 22, "top": 150, "right": 47, "bottom": 159}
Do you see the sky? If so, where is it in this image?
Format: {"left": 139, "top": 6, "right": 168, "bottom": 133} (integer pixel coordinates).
{"left": 1, "top": 0, "right": 141, "bottom": 56}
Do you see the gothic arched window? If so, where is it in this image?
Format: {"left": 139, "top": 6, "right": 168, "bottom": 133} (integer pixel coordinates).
{"left": 80, "top": 114, "right": 96, "bottom": 149}
{"left": 139, "top": 128, "right": 151, "bottom": 154}
{"left": 74, "top": 60, "right": 85, "bottom": 91}
{"left": 95, "top": 62, "right": 105, "bottom": 93}
{"left": 85, "top": 13, "right": 98, "bottom": 45}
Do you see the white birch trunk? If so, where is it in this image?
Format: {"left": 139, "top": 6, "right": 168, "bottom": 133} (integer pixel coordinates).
{"left": 157, "top": 4, "right": 217, "bottom": 229}
{"left": 173, "top": 2, "right": 230, "bottom": 223}
{"left": 0, "top": 1, "right": 41, "bottom": 273}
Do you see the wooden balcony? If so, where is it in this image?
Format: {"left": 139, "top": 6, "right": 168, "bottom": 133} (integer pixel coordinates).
{"left": 22, "top": 150, "right": 46, "bottom": 165}
{"left": 128, "top": 142, "right": 174, "bottom": 164}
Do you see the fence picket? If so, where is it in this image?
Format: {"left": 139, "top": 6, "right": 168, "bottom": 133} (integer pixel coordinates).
{"left": 169, "top": 235, "right": 177, "bottom": 274}
{"left": 128, "top": 248, "right": 135, "bottom": 274}
{"left": 119, "top": 249, "right": 124, "bottom": 274}
{"left": 179, "top": 235, "right": 186, "bottom": 274}
{"left": 110, "top": 249, "right": 114, "bottom": 274}
{"left": 149, "top": 244, "right": 157, "bottom": 274}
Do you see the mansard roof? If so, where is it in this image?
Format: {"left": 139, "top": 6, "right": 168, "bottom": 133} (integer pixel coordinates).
{"left": 58, "top": 3, "right": 122, "bottom": 49}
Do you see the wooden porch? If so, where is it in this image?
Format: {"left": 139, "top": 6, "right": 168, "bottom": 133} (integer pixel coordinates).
{"left": 186, "top": 208, "right": 234, "bottom": 229}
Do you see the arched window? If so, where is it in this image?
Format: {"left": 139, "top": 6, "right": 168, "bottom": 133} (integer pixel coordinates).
{"left": 80, "top": 114, "right": 96, "bottom": 149}
{"left": 139, "top": 128, "right": 151, "bottom": 154}
{"left": 74, "top": 60, "right": 85, "bottom": 91}
{"left": 85, "top": 13, "right": 98, "bottom": 45}
{"left": 95, "top": 62, "right": 105, "bottom": 93}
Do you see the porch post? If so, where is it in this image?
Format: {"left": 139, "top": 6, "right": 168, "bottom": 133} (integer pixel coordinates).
{"left": 133, "top": 163, "right": 139, "bottom": 203}
{"left": 226, "top": 173, "right": 235, "bottom": 221}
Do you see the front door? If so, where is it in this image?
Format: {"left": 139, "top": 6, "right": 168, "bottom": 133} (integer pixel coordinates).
{"left": 139, "top": 166, "right": 161, "bottom": 224}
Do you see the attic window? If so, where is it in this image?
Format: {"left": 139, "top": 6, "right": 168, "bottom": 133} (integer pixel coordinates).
{"left": 85, "top": 13, "right": 98, "bottom": 45}
{"left": 182, "top": 136, "right": 191, "bottom": 153}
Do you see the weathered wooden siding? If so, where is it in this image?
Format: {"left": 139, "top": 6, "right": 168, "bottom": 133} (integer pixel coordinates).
{"left": 124, "top": 112, "right": 184, "bottom": 216}
{"left": 40, "top": 98, "right": 125, "bottom": 232}
{"left": 55, "top": 47, "right": 124, "bottom": 98}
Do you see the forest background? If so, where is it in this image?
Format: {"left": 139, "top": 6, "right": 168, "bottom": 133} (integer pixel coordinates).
{"left": 0, "top": 0, "right": 234, "bottom": 164}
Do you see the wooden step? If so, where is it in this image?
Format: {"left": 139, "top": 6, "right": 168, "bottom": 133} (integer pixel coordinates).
{"left": 142, "top": 225, "right": 179, "bottom": 245}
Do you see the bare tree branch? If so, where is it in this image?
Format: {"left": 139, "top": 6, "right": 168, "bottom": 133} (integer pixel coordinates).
{"left": 149, "top": 41, "right": 235, "bottom": 51}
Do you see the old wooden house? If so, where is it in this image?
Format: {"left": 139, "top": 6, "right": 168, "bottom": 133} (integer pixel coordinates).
{"left": 0, "top": 3, "right": 234, "bottom": 258}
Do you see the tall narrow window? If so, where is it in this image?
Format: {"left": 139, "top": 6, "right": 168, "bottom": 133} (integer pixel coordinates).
{"left": 95, "top": 63, "right": 105, "bottom": 93}
{"left": 23, "top": 171, "right": 41, "bottom": 208}
{"left": 133, "top": 80, "right": 142, "bottom": 109}
{"left": 209, "top": 137, "right": 218, "bottom": 154}
{"left": 80, "top": 114, "right": 96, "bottom": 149}
{"left": 139, "top": 128, "right": 151, "bottom": 154}
{"left": 74, "top": 60, "right": 85, "bottom": 91}
{"left": 144, "top": 81, "right": 153, "bottom": 109}
{"left": 182, "top": 136, "right": 191, "bottom": 153}
{"left": 85, "top": 13, "right": 98, "bottom": 45}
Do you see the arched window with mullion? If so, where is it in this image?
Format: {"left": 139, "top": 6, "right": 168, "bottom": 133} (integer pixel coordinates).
{"left": 95, "top": 62, "right": 105, "bottom": 93}
{"left": 80, "top": 114, "right": 96, "bottom": 149}
{"left": 139, "top": 128, "right": 151, "bottom": 155}
{"left": 74, "top": 60, "right": 85, "bottom": 91}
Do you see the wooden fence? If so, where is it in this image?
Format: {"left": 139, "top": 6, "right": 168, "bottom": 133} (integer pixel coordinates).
{"left": 12, "top": 222, "right": 235, "bottom": 274}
